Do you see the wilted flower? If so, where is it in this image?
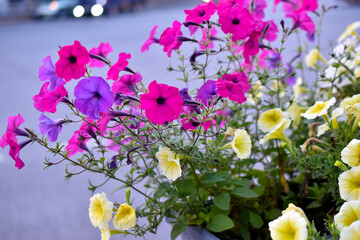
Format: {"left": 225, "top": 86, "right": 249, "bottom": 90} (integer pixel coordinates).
{"left": 113, "top": 203, "right": 136, "bottom": 231}
{"left": 155, "top": 146, "right": 182, "bottom": 181}
{"left": 339, "top": 167, "right": 360, "bottom": 201}
{"left": 89, "top": 193, "right": 114, "bottom": 229}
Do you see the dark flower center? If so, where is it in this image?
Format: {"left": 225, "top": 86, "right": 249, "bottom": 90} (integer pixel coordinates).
{"left": 68, "top": 55, "right": 77, "bottom": 63}
{"left": 94, "top": 92, "right": 102, "bottom": 99}
{"left": 157, "top": 97, "right": 166, "bottom": 105}
{"left": 199, "top": 10, "right": 206, "bottom": 17}
{"left": 232, "top": 18, "right": 240, "bottom": 25}
{"left": 192, "top": 121, "right": 200, "bottom": 127}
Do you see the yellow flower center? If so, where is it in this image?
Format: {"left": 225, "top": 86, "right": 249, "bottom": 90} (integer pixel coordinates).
{"left": 308, "top": 102, "right": 327, "bottom": 114}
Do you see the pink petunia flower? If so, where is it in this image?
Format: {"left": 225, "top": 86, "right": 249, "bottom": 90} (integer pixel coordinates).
{"left": 200, "top": 26, "right": 218, "bottom": 50}
{"left": 217, "top": 0, "right": 245, "bottom": 15}
{"left": 218, "top": 6, "right": 255, "bottom": 42}
{"left": 184, "top": 0, "right": 217, "bottom": 35}
{"left": 181, "top": 117, "right": 212, "bottom": 132}
{"left": 141, "top": 25, "right": 159, "bottom": 53}
{"left": 55, "top": 40, "right": 90, "bottom": 82}
{"left": 296, "top": 0, "right": 318, "bottom": 13}
{"left": 159, "top": 21, "right": 183, "bottom": 57}
{"left": 89, "top": 42, "right": 113, "bottom": 68}
{"left": 107, "top": 53, "right": 131, "bottom": 80}
{"left": 244, "top": 0, "right": 267, "bottom": 20}
{"left": 111, "top": 73, "right": 142, "bottom": 95}
{"left": 216, "top": 78, "right": 248, "bottom": 104}
{"left": 140, "top": 80, "right": 183, "bottom": 125}
{"left": 286, "top": 11, "right": 315, "bottom": 35}
{"left": 243, "top": 31, "right": 262, "bottom": 63}
{"left": 33, "top": 82, "right": 68, "bottom": 113}
{"left": 262, "top": 20, "right": 279, "bottom": 42}
{"left": 222, "top": 72, "right": 251, "bottom": 92}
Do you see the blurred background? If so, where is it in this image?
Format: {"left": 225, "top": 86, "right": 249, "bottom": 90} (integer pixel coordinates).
{"left": 0, "top": 0, "right": 360, "bottom": 239}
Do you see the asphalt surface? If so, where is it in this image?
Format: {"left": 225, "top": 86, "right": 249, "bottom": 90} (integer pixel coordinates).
{"left": 0, "top": 0, "right": 359, "bottom": 239}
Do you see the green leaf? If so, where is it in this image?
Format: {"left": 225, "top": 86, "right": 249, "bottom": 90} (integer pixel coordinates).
{"left": 207, "top": 214, "right": 234, "bottom": 232}
{"left": 110, "top": 230, "right": 127, "bottom": 236}
{"left": 200, "top": 173, "right": 225, "bottom": 184}
{"left": 154, "top": 182, "right": 171, "bottom": 198}
{"left": 249, "top": 211, "right": 263, "bottom": 229}
{"left": 239, "top": 226, "right": 251, "bottom": 240}
{"left": 233, "top": 179, "right": 252, "bottom": 187}
{"left": 232, "top": 187, "right": 259, "bottom": 198}
{"left": 213, "top": 192, "right": 231, "bottom": 210}
{"left": 264, "top": 208, "right": 281, "bottom": 220}
{"left": 174, "top": 179, "right": 195, "bottom": 197}
{"left": 306, "top": 201, "right": 322, "bottom": 209}
{"left": 171, "top": 222, "right": 187, "bottom": 240}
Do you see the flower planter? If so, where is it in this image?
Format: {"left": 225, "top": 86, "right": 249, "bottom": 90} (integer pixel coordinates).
{"left": 180, "top": 226, "right": 220, "bottom": 240}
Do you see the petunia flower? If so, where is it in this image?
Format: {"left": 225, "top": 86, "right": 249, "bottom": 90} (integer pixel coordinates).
{"left": 89, "top": 42, "right": 113, "bottom": 68}
{"left": 286, "top": 12, "right": 315, "bottom": 35}
{"left": 38, "top": 55, "right": 65, "bottom": 92}
{"left": 113, "top": 203, "right": 136, "bottom": 231}
{"left": 111, "top": 73, "right": 142, "bottom": 95}
{"left": 341, "top": 139, "right": 360, "bottom": 167}
{"left": 244, "top": 0, "right": 267, "bottom": 20}
{"left": 140, "top": 80, "right": 183, "bottom": 125}
{"left": 100, "top": 227, "right": 110, "bottom": 240}
{"left": 55, "top": 40, "right": 90, "bottom": 82}
{"left": 334, "top": 200, "right": 360, "bottom": 231}
{"left": 33, "top": 82, "right": 68, "bottom": 113}
{"left": 301, "top": 97, "right": 336, "bottom": 120}
{"left": 282, "top": 203, "right": 310, "bottom": 225}
{"left": 287, "top": 102, "right": 307, "bottom": 130}
{"left": 74, "top": 76, "right": 114, "bottom": 120}
{"left": 196, "top": 80, "right": 218, "bottom": 105}
{"left": 98, "top": 110, "right": 133, "bottom": 134}
{"left": 200, "top": 26, "right": 218, "bottom": 50}
{"left": 220, "top": 129, "right": 251, "bottom": 159}
{"left": 217, "top": 0, "right": 245, "bottom": 15}
{"left": 179, "top": 88, "right": 200, "bottom": 114}
{"left": 88, "top": 192, "right": 114, "bottom": 229}
{"left": 296, "top": 0, "right": 318, "bottom": 13}
{"left": 216, "top": 79, "right": 247, "bottom": 104}
{"left": 339, "top": 167, "right": 360, "bottom": 201}
{"left": 107, "top": 53, "right": 131, "bottom": 81}
{"left": 263, "top": 20, "right": 279, "bottom": 42}
{"left": 268, "top": 210, "right": 308, "bottom": 240}
{"left": 244, "top": 31, "right": 262, "bottom": 63}
{"left": 65, "top": 119, "right": 97, "bottom": 156}
{"left": 38, "top": 114, "right": 66, "bottom": 142}
{"left": 258, "top": 108, "right": 289, "bottom": 132}
{"left": 181, "top": 117, "right": 212, "bottom": 132}
{"left": 260, "top": 119, "right": 292, "bottom": 145}
{"left": 155, "top": 146, "right": 182, "bottom": 181}
{"left": 184, "top": 0, "right": 217, "bottom": 35}
{"left": 305, "top": 49, "right": 327, "bottom": 68}
{"left": 159, "top": 21, "right": 183, "bottom": 57}
{"left": 338, "top": 21, "right": 360, "bottom": 43}
{"left": 340, "top": 220, "right": 360, "bottom": 240}
{"left": 222, "top": 72, "right": 251, "bottom": 92}
{"left": 141, "top": 25, "right": 159, "bottom": 53}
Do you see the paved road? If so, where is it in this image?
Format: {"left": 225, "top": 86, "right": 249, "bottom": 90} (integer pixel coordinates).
{"left": 0, "top": 1, "right": 359, "bottom": 239}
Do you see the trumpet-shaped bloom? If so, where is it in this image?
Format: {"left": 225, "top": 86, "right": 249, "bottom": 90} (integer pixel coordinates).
{"left": 107, "top": 53, "right": 131, "bottom": 80}
{"left": 217, "top": 0, "right": 245, "bottom": 15}
{"left": 55, "top": 40, "right": 90, "bottom": 82}
{"left": 301, "top": 97, "right": 336, "bottom": 119}
{"left": 286, "top": 12, "right": 315, "bottom": 35}
{"left": 340, "top": 94, "right": 360, "bottom": 110}
{"left": 113, "top": 203, "right": 136, "bottom": 231}
{"left": 184, "top": 1, "right": 217, "bottom": 34}
{"left": 305, "top": 49, "right": 327, "bottom": 68}
{"left": 141, "top": 25, "right": 159, "bottom": 53}
{"left": 89, "top": 42, "right": 113, "bottom": 68}
{"left": 338, "top": 21, "right": 360, "bottom": 43}
{"left": 140, "top": 81, "right": 183, "bottom": 125}
{"left": 334, "top": 200, "right": 360, "bottom": 231}
{"left": 216, "top": 78, "right": 248, "bottom": 104}
{"left": 339, "top": 167, "right": 360, "bottom": 201}
{"left": 155, "top": 146, "right": 182, "bottom": 181}
{"left": 243, "top": 31, "right": 261, "bottom": 63}
{"left": 196, "top": 80, "right": 218, "bottom": 105}
{"left": 39, "top": 55, "right": 65, "bottom": 92}
{"left": 258, "top": 108, "right": 289, "bottom": 133}
{"left": 74, "top": 76, "right": 114, "bottom": 120}
{"left": 287, "top": 102, "right": 307, "bottom": 130}
{"left": 33, "top": 82, "right": 68, "bottom": 113}
{"left": 269, "top": 210, "right": 308, "bottom": 240}
{"left": 340, "top": 220, "right": 360, "bottom": 240}
{"left": 89, "top": 193, "right": 113, "bottom": 229}
{"left": 181, "top": 117, "right": 212, "bottom": 132}
{"left": 38, "top": 114, "right": 66, "bottom": 142}
{"left": 200, "top": 26, "right": 218, "bottom": 50}
{"left": 260, "top": 119, "right": 291, "bottom": 145}
{"left": 159, "top": 21, "right": 183, "bottom": 57}
{"left": 341, "top": 139, "right": 360, "bottom": 167}
{"left": 65, "top": 119, "right": 97, "bottom": 156}
{"left": 222, "top": 129, "right": 251, "bottom": 159}
{"left": 282, "top": 203, "right": 310, "bottom": 225}
{"left": 111, "top": 73, "right": 142, "bottom": 95}
{"left": 100, "top": 227, "right": 110, "bottom": 240}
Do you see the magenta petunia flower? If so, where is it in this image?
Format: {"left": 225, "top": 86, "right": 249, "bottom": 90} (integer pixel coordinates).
{"left": 111, "top": 73, "right": 142, "bottom": 95}
{"left": 263, "top": 20, "right": 279, "bottom": 42}
{"left": 98, "top": 110, "right": 133, "bottom": 134}
{"left": 141, "top": 25, "right": 159, "bottom": 53}
{"left": 196, "top": 80, "right": 218, "bottom": 106}
{"left": 258, "top": 50, "right": 281, "bottom": 69}
{"left": 55, "top": 40, "right": 90, "bottom": 82}
{"left": 33, "top": 82, "right": 68, "bottom": 113}
{"left": 184, "top": 0, "right": 217, "bottom": 35}
{"left": 159, "top": 21, "right": 183, "bottom": 57}
{"left": 140, "top": 80, "right": 183, "bottom": 125}
{"left": 200, "top": 26, "right": 218, "bottom": 50}
{"left": 243, "top": 31, "right": 262, "bottom": 63}
{"left": 0, "top": 114, "right": 28, "bottom": 169}
{"left": 74, "top": 76, "right": 114, "bottom": 120}
{"left": 222, "top": 72, "right": 251, "bottom": 93}
{"left": 296, "top": 0, "right": 318, "bottom": 13}
{"left": 89, "top": 42, "right": 113, "bottom": 68}
{"left": 218, "top": 6, "right": 255, "bottom": 42}
{"left": 217, "top": 0, "right": 245, "bottom": 15}
{"left": 39, "top": 55, "right": 65, "bottom": 92}
{"left": 286, "top": 11, "right": 315, "bottom": 35}
{"left": 181, "top": 117, "right": 212, "bottom": 132}
{"left": 107, "top": 53, "right": 131, "bottom": 80}
{"left": 244, "top": 0, "right": 267, "bottom": 19}
{"left": 38, "top": 114, "right": 66, "bottom": 142}
{"left": 216, "top": 78, "right": 248, "bottom": 104}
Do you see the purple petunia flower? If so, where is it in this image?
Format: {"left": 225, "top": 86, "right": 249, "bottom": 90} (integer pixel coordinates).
{"left": 38, "top": 114, "right": 67, "bottom": 142}
{"left": 196, "top": 80, "right": 218, "bottom": 105}
{"left": 74, "top": 76, "right": 114, "bottom": 120}
{"left": 39, "top": 56, "right": 65, "bottom": 92}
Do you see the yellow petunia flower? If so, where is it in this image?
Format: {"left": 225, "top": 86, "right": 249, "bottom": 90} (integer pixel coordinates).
{"left": 340, "top": 220, "right": 360, "bottom": 240}
{"left": 293, "top": 78, "right": 308, "bottom": 101}
{"left": 260, "top": 119, "right": 291, "bottom": 145}
{"left": 101, "top": 227, "right": 110, "bottom": 240}
{"left": 334, "top": 200, "right": 360, "bottom": 231}
{"left": 282, "top": 203, "right": 310, "bottom": 226}
{"left": 258, "top": 108, "right": 289, "bottom": 133}
{"left": 338, "top": 21, "right": 360, "bottom": 43}
{"left": 269, "top": 210, "right": 308, "bottom": 240}
{"left": 339, "top": 167, "right": 360, "bottom": 201}
{"left": 221, "top": 129, "right": 252, "bottom": 159}
{"left": 305, "top": 49, "right": 327, "bottom": 68}
{"left": 89, "top": 193, "right": 114, "bottom": 229}
{"left": 341, "top": 139, "right": 360, "bottom": 167}
{"left": 340, "top": 94, "right": 360, "bottom": 110}
{"left": 301, "top": 97, "right": 336, "bottom": 120}
{"left": 113, "top": 203, "right": 136, "bottom": 231}
{"left": 156, "top": 146, "right": 182, "bottom": 181}
{"left": 287, "top": 102, "right": 307, "bottom": 129}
